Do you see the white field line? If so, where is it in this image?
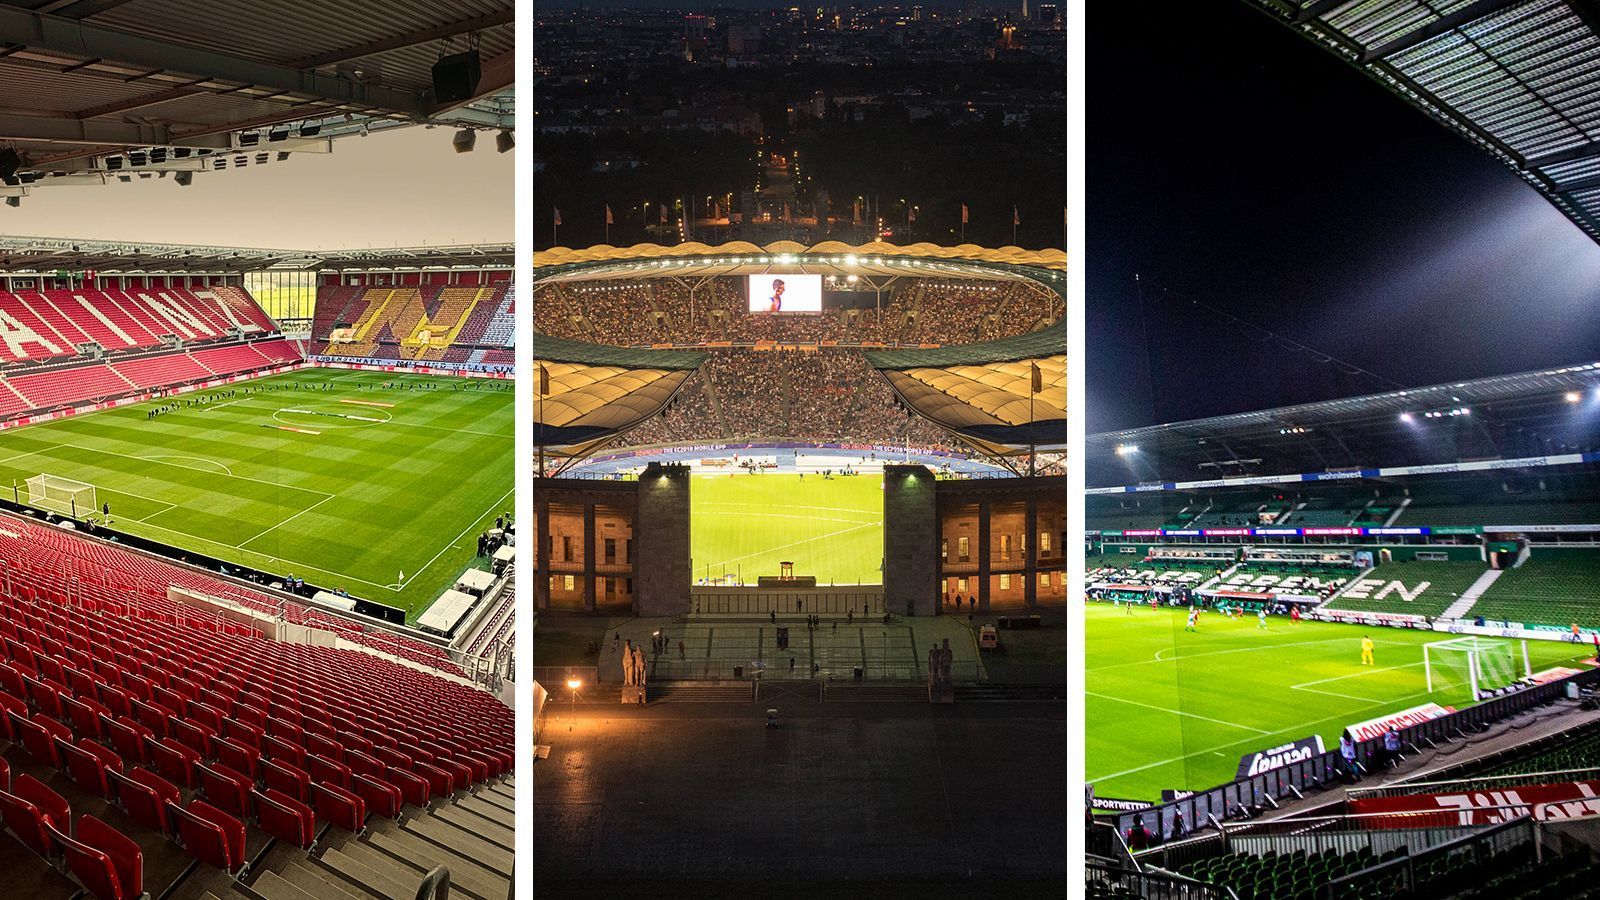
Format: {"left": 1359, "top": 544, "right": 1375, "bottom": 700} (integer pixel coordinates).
{"left": 199, "top": 399, "right": 245, "bottom": 413}
{"left": 1085, "top": 691, "right": 1270, "bottom": 735}
{"left": 1099, "top": 636, "right": 1411, "bottom": 672}
{"left": 385, "top": 486, "right": 515, "bottom": 590}
{"left": 65, "top": 443, "right": 334, "bottom": 500}
{"left": 703, "top": 521, "right": 879, "bottom": 570}
{"left": 1087, "top": 688, "right": 1441, "bottom": 784}
{"left": 137, "top": 454, "right": 235, "bottom": 477}
{"left": 237, "top": 494, "right": 337, "bottom": 550}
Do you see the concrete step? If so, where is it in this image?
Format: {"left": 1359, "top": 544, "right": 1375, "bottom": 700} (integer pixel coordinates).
{"left": 367, "top": 828, "right": 511, "bottom": 900}
{"left": 404, "top": 815, "right": 514, "bottom": 876}
{"left": 650, "top": 683, "right": 754, "bottom": 702}
{"left": 253, "top": 870, "right": 322, "bottom": 900}
{"left": 274, "top": 856, "right": 372, "bottom": 900}
{"left": 434, "top": 805, "right": 514, "bottom": 850}
{"left": 457, "top": 793, "right": 515, "bottom": 828}
{"left": 823, "top": 683, "right": 928, "bottom": 702}
{"left": 320, "top": 846, "right": 418, "bottom": 900}
{"left": 955, "top": 683, "right": 1070, "bottom": 702}
{"left": 339, "top": 842, "right": 466, "bottom": 900}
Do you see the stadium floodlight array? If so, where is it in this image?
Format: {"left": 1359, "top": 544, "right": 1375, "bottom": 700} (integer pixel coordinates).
{"left": 1424, "top": 636, "right": 1532, "bottom": 702}
{"left": 24, "top": 474, "right": 96, "bottom": 519}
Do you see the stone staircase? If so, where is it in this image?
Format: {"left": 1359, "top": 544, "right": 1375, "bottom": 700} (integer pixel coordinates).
{"left": 1444, "top": 568, "right": 1505, "bottom": 620}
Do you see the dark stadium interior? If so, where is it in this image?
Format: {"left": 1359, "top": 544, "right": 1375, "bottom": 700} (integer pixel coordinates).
{"left": 1088, "top": 2, "right": 1600, "bottom": 897}
{"left": 534, "top": 0, "right": 1070, "bottom": 887}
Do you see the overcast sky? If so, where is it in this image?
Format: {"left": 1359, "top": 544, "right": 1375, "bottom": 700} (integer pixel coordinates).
{"left": 0, "top": 126, "right": 511, "bottom": 250}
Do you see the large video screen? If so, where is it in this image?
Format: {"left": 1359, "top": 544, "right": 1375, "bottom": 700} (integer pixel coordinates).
{"left": 747, "top": 274, "right": 823, "bottom": 313}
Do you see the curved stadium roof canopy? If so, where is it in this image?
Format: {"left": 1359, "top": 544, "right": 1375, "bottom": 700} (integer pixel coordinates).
{"left": 1248, "top": 0, "right": 1600, "bottom": 245}
{"left": 533, "top": 242, "right": 1068, "bottom": 465}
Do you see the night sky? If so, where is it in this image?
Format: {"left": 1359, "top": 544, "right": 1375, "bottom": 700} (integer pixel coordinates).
{"left": 1088, "top": 3, "right": 1600, "bottom": 433}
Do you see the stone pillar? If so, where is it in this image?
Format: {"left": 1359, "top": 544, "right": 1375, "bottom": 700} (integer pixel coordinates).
{"left": 635, "top": 463, "right": 691, "bottom": 615}
{"left": 582, "top": 501, "right": 597, "bottom": 612}
{"left": 534, "top": 488, "right": 551, "bottom": 610}
{"left": 977, "top": 498, "right": 991, "bottom": 612}
{"left": 883, "top": 465, "right": 938, "bottom": 616}
{"left": 1025, "top": 497, "right": 1039, "bottom": 608}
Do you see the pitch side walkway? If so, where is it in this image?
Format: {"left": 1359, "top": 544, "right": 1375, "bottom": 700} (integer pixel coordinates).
{"left": 597, "top": 613, "right": 986, "bottom": 684}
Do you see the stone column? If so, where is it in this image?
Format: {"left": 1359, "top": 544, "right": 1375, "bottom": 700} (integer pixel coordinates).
{"left": 883, "top": 465, "right": 938, "bottom": 616}
{"left": 1025, "top": 497, "right": 1039, "bottom": 608}
{"left": 978, "top": 498, "right": 991, "bottom": 612}
{"left": 582, "top": 501, "right": 597, "bottom": 612}
{"left": 534, "top": 488, "right": 551, "bottom": 610}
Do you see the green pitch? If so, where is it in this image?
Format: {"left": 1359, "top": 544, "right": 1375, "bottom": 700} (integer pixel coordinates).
{"left": 1086, "top": 602, "right": 1596, "bottom": 802}
{"left": 690, "top": 472, "right": 883, "bottom": 585}
{"left": 0, "top": 369, "right": 512, "bottom": 619}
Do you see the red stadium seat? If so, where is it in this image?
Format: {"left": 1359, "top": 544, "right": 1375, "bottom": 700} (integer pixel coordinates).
{"left": 0, "top": 773, "right": 70, "bottom": 857}
{"left": 196, "top": 763, "right": 254, "bottom": 818}
{"left": 253, "top": 789, "right": 316, "bottom": 850}
{"left": 308, "top": 754, "right": 352, "bottom": 789}
{"left": 60, "top": 738, "right": 113, "bottom": 798}
{"left": 49, "top": 814, "right": 144, "bottom": 900}
{"left": 310, "top": 781, "right": 366, "bottom": 834}
{"left": 109, "top": 769, "right": 179, "bottom": 837}
{"left": 262, "top": 758, "right": 311, "bottom": 803}
{"left": 149, "top": 736, "right": 200, "bottom": 788}
{"left": 351, "top": 773, "right": 402, "bottom": 819}
{"left": 103, "top": 716, "right": 153, "bottom": 766}
{"left": 170, "top": 717, "right": 215, "bottom": 759}
{"left": 13, "top": 711, "right": 61, "bottom": 768}
{"left": 170, "top": 800, "right": 246, "bottom": 874}
{"left": 384, "top": 767, "right": 430, "bottom": 810}
{"left": 215, "top": 737, "right": 260, "bottom": 781}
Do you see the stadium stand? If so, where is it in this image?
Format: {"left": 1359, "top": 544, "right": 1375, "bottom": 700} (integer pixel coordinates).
{"left": 533, "top": 275, "right": 1060, "bottom": 347}
{"left": 1466, "top": 548, "right": 1600, "bottom": 628}
{"left": 313, "top": 283, "right": 514, "bottom": 369}
{"left": 0, "top": 513, "right": 457, "bottom": 674}
{"left": 0, "top": 281, "right": 304, "bottom": 423}
{"left": 0, "top": 553, "right": 513, "bottom": 899}
{"left": 1322, "top": 560, "right": 1489, "bottom": 619}
{"left": 0, "top": 288, "right": 274, "bottom": 365}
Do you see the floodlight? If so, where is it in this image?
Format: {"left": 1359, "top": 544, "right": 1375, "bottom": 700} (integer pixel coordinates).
{"left": 453, "top": 129, "right": 477, "bottom": 153}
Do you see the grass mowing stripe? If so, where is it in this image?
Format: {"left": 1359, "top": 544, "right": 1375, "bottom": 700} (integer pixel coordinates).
{"left": 1086, "top": 602, "right": 1596, "bottom": 800}
{"left": 690, "top": 473, "right": 884, "bottom": 585}
{"left": 0, "top": 369, "right": 511, "bottom": 619}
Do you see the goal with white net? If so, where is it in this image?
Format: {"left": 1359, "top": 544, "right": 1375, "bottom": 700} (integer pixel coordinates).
{"left": 1424, "top": 636, "right": 1532, "bottom": 701}
{"left": 23, "top": 474, "right": 97, "bottom": 519}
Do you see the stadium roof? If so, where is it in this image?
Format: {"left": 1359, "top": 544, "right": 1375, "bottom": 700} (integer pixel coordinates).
{"left": 0, "top": 236, "right": 513, "bottom": 273}
{"left": 866, "top": 319, "right": 1066, "bottom": 454}
{"left": 1088, "top": 361, "right": 1600, "bottom": 487}
{"left": 532, "top": 337, "right": 704, "bottom": 459}
{"left": 1248, "top": 0, "right": 1600, "bottom": 245}
{"left": 0, "top": 0, "right": 512, "bottom": 195}
{"left": 534, "top": 240, "right": 1068, "bottom": 277}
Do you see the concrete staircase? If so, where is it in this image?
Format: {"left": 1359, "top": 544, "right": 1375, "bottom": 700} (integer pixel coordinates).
{"left": 1445, "top": 568, "right": 1505, "bottom": 620}
{"left": 235, "top": 777, "right": 513, "bottom": 900}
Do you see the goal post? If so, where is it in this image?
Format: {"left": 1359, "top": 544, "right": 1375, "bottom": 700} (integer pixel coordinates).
{"left": 23, "top": 474, "right": 97, "bottom": 519}
{"left": 1425, "top": 636, "right": 1532, "bottom": 701}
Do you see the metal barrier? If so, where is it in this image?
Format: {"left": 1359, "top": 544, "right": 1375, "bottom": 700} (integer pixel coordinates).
{"left": 1327, "top": 816, "right": 1537, "bottom": 898}
{"left": 1109, "top": 666, "right": 1600, "bottom": 838}
{"left": 1086, "top": 861, "right": 1237, "bottom": 900}
{"left": 1351, "top": 766, "right": 1600, "bottom": 801}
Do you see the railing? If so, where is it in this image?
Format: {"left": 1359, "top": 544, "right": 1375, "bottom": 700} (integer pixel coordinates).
{"left": 1327, "top": 816, "right": 1537, "bottom": 898}
{"left": 414, "top": 866, "right": 450, "bottom": 900}
{"left": 1086, "top": 860, "right": 1236, "bottom": 900}
{"left": 1351, "top": 766, "right": 1600, "bottom": 801}
{"left": 1108, "top": 665, "right": 1600, "bottom": 837}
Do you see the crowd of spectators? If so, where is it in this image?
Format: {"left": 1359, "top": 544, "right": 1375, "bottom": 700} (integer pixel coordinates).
{"left": 533, "top": 276, "right": 1061, "bottom": 347}
{"left": 620, "top": 348, "right": 953, "bottom": 448}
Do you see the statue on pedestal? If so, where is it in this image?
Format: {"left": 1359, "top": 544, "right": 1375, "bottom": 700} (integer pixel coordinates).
{"left": 927, "top": 637, "right": 955, "bottom": 703}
